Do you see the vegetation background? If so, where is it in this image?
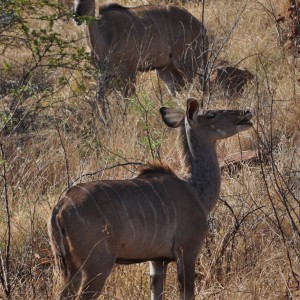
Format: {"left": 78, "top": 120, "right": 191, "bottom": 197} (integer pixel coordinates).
{"left": 0, "top": 0, "right": 299, "bottom": 299}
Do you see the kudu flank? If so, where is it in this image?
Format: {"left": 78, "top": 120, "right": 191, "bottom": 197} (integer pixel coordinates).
{"left": 48, "top": 98, "right": 252, "bottom": 299}
{"left": 73, "top": 0, "right": 209, "bottom": 98}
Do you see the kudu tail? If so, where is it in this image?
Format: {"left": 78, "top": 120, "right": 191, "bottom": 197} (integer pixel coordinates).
{"left": 48, "top": 206, "right": 68, "bottom": 281}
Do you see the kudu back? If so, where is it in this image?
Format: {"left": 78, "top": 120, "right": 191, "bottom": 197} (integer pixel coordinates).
{"left": 48, "top": 98, "right": 252, "bottom": 299}
{"left": 73, "top": 0, "right": 209, "bottom": 97}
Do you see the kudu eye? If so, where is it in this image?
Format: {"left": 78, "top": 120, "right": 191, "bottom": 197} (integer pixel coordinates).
{"left": 207, "top": 112, "right": 216, "bottom": 118}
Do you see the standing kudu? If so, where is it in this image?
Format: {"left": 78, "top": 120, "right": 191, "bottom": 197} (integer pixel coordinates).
{"left": 48, "top": 98, "right": 252, "bottom": 299}
{"left": 73, "top": 1, "right": 208, "bottom": 116}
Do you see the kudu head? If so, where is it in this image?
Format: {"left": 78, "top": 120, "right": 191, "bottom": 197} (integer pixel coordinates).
{"left": 160, "top": 98, "right": 252, "bottom": 142}
{"left": 73, "top": 0, "right": 95, "bottom": 24}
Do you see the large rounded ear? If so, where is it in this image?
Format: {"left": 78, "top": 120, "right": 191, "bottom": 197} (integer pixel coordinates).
{"left": 186, "top": 98, "right": 200, "bottom": 125}
{"left": 160, "top": 107, "right": 184, "bottom": 128}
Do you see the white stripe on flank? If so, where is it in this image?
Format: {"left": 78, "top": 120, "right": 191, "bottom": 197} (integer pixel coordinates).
{"left": 128, "top": 180, "right": 153, "bottom": 249}
{"left": 76, "top": 185, "right": 111, "bottom": 227}
{"left": 136, "top": 178, "right": 174, "bottom": 242}
{"left": 65, "top": 194, "right": 87, "bottom": 225}
{"left": 73, "top": 186, "right": 111, "bottom": 254}
{"left": 101, "top": 182, "right": 137, "bottom": 241}
{"left": 155, "top": 181, "right": 178, "bottom": 235}
{"left": 126, "top": 180, "right": 149, "bottom": 249}
{"left": 138, "top": 178, "right": 171, "bottom": 228}
{"left": 130, "top": 180, "right": 158, "bottom": 248}
{"left": 151, "top": 178, "right": 173, "bottom": 238}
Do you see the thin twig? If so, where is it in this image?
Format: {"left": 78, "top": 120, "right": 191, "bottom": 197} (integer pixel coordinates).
{"left": 0, "top": 143, "right": 11, "bottom": 298}
{"left": 57, "top": 162, "right": 144, "bottom": 202}
{"left": 55, "top": 124, "right": 71, "bottom": 189}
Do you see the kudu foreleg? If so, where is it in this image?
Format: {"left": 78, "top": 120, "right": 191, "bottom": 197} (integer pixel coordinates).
{"left": 121, "top": 77, "right": 136, "bottom": 116}
{"left": 150, "top": 261, "right": 169, "bottom": 300}
{"left": 96, "top": 71, "right": 111, "bottom": 123}
{"left": 92, "top": 55, "right": 111, "bottom": 124}
{"left": 157, "top": 65, "right": 185, "bottom": 96}
{"left": 176, "top": 250, "right": 196, "bottom": 300}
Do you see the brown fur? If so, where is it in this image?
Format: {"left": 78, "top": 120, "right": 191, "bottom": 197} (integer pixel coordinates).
{"left": 137, "top": 162, "right": 176, "bottom": 178}
{"left": 74, "top": 1, "right": 209, "bottom": 97}
{"left": 48, "top": 98, "right": 253, "bottom": 300}
{"left": 210, "top": 65, "right": 254, "bottom": 97}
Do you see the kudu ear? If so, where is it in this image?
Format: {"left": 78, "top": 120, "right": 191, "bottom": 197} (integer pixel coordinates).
{"left": 186, "top": 98, "right": 200, "bottom": 125}
{"left": 160, "top": 107, "right": 184, "bottom": 128}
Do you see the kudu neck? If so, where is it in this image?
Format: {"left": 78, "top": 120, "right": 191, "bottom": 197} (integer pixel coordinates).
{"left": 178, "top": 127, "right": 221, "bottom": 214}
{"left": 79, "top": 1, "right": 102, "bottom": 55}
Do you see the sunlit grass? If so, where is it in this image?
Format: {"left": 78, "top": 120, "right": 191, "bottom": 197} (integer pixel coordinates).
{"left": 0, "top": 0, "right": 299, "bottom": 299}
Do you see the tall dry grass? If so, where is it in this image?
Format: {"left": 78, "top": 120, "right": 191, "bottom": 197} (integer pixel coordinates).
{"left": 0, "top": 0, "right": 299, "bottom": 299}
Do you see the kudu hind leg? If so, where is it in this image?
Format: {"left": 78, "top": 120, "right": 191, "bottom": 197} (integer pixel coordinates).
{"left": 150, "top": 261, "right": 169, "bottom": 300}
{"left": 59, "top": 265, "right": 82, "bottom": 300}
{"left": 76, "top": 254, "right": 116, "bottom": 300}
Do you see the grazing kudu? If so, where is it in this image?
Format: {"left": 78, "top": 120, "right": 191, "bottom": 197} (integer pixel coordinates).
{"left": 210, "top": 66, "right": 254, "bottom": 97}
{"left": 48, "top": 98, "right": 252, "bottom": 299}
{"left": 210, "top": 61, "right": 254, "bottom": 98}
{"left": 73, "top": 0, "right": 208, "bottom": 114}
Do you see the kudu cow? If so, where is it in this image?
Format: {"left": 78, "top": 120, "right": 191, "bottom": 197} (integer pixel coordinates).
{"left": 48, "top": 98, "right": 252, "bottom": 299}
{"left": 73, "top": 0, "right": 208, "bottom": 98}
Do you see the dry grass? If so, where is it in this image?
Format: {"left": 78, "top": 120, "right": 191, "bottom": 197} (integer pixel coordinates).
{"left": 0, "top": 0, "right": 300, "bottom": 299}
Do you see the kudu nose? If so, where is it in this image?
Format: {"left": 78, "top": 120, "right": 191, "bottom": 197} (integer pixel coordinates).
{"left": 244, "top": 110, "right": 252, "bottom": 120}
